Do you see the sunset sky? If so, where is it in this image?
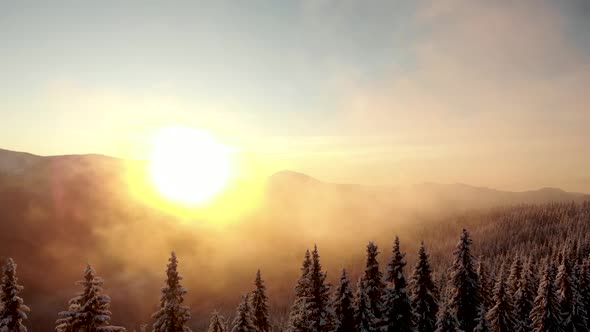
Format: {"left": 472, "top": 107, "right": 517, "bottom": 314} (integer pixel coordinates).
{"left": 2, "top": 0, "right": 590, "bottom": 192}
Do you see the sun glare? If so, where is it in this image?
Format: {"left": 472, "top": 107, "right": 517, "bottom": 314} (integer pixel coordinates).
{"left": 149, "top": 126, "right": 231, "bottom": 205}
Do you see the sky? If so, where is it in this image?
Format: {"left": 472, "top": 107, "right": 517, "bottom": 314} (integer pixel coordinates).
{"left": 1, "top": 0, "right": 590, "bottom": 192}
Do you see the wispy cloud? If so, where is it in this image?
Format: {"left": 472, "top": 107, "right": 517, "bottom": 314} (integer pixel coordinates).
{"left": 301, "top": 0, "right": 590, "bottom": 190}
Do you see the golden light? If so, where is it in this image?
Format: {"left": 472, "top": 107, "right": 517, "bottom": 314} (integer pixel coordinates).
{"left": 149, "top": 126, "right": 231, "bottom": 205}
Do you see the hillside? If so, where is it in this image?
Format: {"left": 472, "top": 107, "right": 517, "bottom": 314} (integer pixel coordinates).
{"left": 0, "top": 148, "right": 589, "bottom": 330}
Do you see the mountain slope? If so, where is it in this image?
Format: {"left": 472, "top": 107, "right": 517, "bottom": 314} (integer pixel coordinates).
{"left": 265, "top": 170, "right": 590, "bottom": 220}
{"left": 0, "top": 148, "right": 43, "bottom": 174}
{"left": 0, "top": 149, "right": 589, "bottom": 330}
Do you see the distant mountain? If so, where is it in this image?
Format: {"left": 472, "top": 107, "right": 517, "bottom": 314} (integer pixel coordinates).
{"left": 0, "top": 148, "right": 43, "bottom": 174}
{"left": 0, "top": 149, "right": 589, "bottom": 330}
{"left": 265, "top": 170, "right": 590, "bottom": 218}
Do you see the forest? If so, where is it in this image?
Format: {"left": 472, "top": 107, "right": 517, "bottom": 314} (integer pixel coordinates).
{"left": 1, "top": 201, "right": 589, "bottom": 332}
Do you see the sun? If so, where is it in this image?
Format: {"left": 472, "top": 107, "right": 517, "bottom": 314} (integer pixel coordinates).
{"left": 149, "top": 126, "right": 231, "bottom": 205}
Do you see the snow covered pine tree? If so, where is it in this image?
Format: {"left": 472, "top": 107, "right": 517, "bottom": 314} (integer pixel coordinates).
{"left": 56, "top": 264, "right": 125, "bottom": 332}
{"left": 513, "top": 258, "right": 537, "bottom": 332}
{"left": 435, "top": 300, "right": 461, "bottom": 332}
{"left": 449, "top": 229, "right": 483, "bottom": 332}
{"left": 473, "top": 304, "right": 491, "bottom": 332}
{"left": 486, "top": 267, "right": 517, "bottom": 332}
{"left": 556, "top": 250, "right": 588, "bottom": 331}
{"left": 355, "top": 242, "right": 386, "bottom": 332}
{"left": 208, "top": 312, "right": 227, "bottom": 332}
{"left": 152, "top": 252, "right": 192, "bottom": 332}
{"left": 231, "top": 294, "right": 256, "bottom": 332}
{"left": 355, "top": 276, "right": 379, "bottom": 332}
{"left": 0, "top": 258, "right": 30, "bottom": 332}
{"left": 287, "top": 250, "right": 312, "bottom": 332}
{"left": 308, "top": 245, "right": 333, "bottom": 332}
{"left": 332, "top": 269, "right": 356, "bottom": 332}
{"left": 410, "top": 243, "right": 439, "bottom": 332}
{"left": 476, "top": 258, "right": 494, "bottom": 312}
{"left": 383, "top": 236, "right": 414, "bottom": 332}
{"left": 250, "top": 270, "right": 271, "bottom": 332}
{"left": 530, "top": 262, "right": 562, "bottom": 332}
{"left": 579, "top": 256, "right": 590, "bottom": 330}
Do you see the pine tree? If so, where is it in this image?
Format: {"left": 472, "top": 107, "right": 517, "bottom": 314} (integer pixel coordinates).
{"left": 572, "top": 261, "right": 588, "bottom": 332}
{"left": 556, "top": 253, "right": 587, "bottom": 332}
{"left": 208, "top": 312, "right": 227, "bottom": 332}
{"left": 448, "top": 229, "right": 482, "bottom": 332}
{"left": 578, "top": 256, "right": 590, "bottom": 330}
{"left": 308, "top": 245, "right": 333, "bottom": 332}
{"left": 473, "top": 305, "right": 490, "bottom": 332}
{"left": 332, "top": 269, "right": 356, "bottom": 332}
{"left": 435, "top": 300, "right": 461, "bottom": 332}
{"left": 152, "top": 252, "right": 192, "bottom": 332}
{"left": 232, "top": 295, "right": 256, "bottom": 332}
{"left": 383, "top": 236, "right": 414, "bottom": 332}
{"left": 56, "top": 264, "right": 125, "bottom": 332}
{"left": 528, "top": 258, "right": 540, "bottom": 297}
{"left": 513, "top": 258, "right": 536, "bottom": 332}
{"left": 477, "top": 258, "right": 494, "bottom": 311}
{"left": 355, "top": 276, "right": 379, "bottom": 332}
{"left": 410, "top": 242, "right": 439, "bottom": 332}
{"left": 361, "top": 242, "right": 385, "bottom": 327}
{"left": 251, "top": 270, "right": 271, "bottom": 332}
{"left": 486, "top": 268, "right": 517, "bottom": 332}
{"left": 0, "top": 258, "right": 30, "bottom": 332}
{"left": 507, "top": 256, "right": 524, "bottom": 297}
{"left": 530, "top": 262, "right": 562, "bottom": 332}
{"left": 286, "top": 250, "right": 312, "bottom": 332}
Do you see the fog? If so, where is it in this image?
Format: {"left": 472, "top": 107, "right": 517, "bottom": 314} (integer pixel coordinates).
{"left": 1, "top": 153, "right": 587, "bottom": 330}
{"left": 1, "top": 0, "right": 589, "bottom": 330}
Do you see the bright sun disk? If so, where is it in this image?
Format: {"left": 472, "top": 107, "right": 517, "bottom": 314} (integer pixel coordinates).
{"left": 149, "top": 126, "right": 231, "bottom": 205}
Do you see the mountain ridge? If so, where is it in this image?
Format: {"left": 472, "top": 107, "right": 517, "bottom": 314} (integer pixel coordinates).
{"left": 0, "top": 147, "right": 589, "bottom": 329}
{"left": 267, "top": 169, "right": 590, "bottom": 197}
{"left": 1, "top": 148, "right": 588, "bottom": 196}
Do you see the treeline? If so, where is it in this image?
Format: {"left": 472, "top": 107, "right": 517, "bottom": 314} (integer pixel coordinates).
{"left": 276, "top": 230, "right": 590, "bottom": 332}
{"left": 2, "top": 201, "right": 590, "bottom": 331}
{"left": 414, "top": 201, "right": 590, "bottom": 271}
{"left": 3, "top": 228, "right": 590, "bottom": 332}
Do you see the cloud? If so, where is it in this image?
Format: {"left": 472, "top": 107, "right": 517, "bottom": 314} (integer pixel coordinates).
{"left": 307, "top": 0, "right": 590, "bottom": 190}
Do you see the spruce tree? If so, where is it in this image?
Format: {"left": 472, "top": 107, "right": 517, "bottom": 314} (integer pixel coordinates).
{"left": 355, "top": 276, "right": 379, "bottom": 332}
{"left": 530, "top": 262, "right": 562, "bottom": 332}
{"left": 513, "top": 258, "right": 536, "bottom": 332}
{"left": 572, "top": 262, "right": 588, "bottom": 332}
{"left": 507, "top": 256, "right": 524, "bottom": 297}
{"left": 152, "top": 252, "right": 192, "bottom": 332}
{"left": 232, "top": 295, "right": 256, "bottom": 332}
{"left": 308, "top": 245, "right": 333, "bottom": 332}
{"left": 486, "top": 268, "right": 517, "bottom": 332}
{"left": 332, "top": 269, "right": 356, "bottom": 332}
{"left": 578, "top": 256, "right": 590, "bottom": 329}
{"left": 449, "top": 229, "right": 482, "bottom": 332}
{"left": 410, "top": 242, "right": 439, "bottom": 332}
{"left": 208, "top": 312, "right": 227, "bottom": 332}
{"left": 383, "top": 236, "right": 414, "bottom": 332}
{"left": 361, "top": 242, "right": 385, "bottom": 326}
{"left": 473, "top": 304, "right": 490, "bottom": 332}
{"left": 527, "top": 257, "right": 540, "bottom": 303}
{"left": 435, "top": 300, "right": 461, "bottom": 332}
{"left": 56, "top": 264, "right": 125, "bottom": 332}
{"left": 0, "top": 258, "right": 30, "bottom": 332}
{"left": 286, "top": 250, "right": 312, "bottom": 332}
{"left": 251, "top": 270, "right": 271, "bottom": 332}
{"left": 556, "top": 254, "right": 587, "bottom": 331}
{"left": 477, "top": 258, "right": 494, "bottom": 311}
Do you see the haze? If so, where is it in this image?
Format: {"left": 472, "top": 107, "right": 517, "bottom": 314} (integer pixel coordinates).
{"left": 3, "top": 2, "right": 590, "bottom": 331}
{"left": 2, "top": 0, "right": 590, "bottom": 192}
